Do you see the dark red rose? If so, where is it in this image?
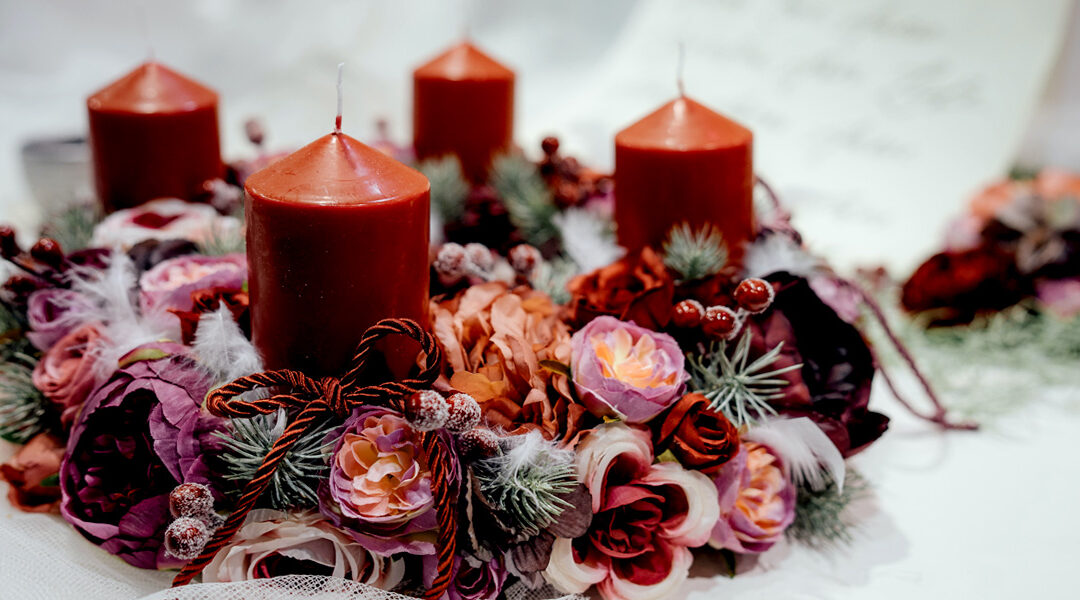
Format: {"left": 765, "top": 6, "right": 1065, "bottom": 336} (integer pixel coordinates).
{"left": 566, "top": 247, "right": 674, "bottom": 330}
{"left": 169, "top": 287, "right": 251, "bottom": 345}
{"left": 901, "top": 244, "right": 1030, "bottom": 322}
{"left": 653, "top": 393, "right": 740, "bottom": 475}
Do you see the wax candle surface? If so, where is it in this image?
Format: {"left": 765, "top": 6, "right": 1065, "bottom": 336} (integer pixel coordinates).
{"left": 245, "top": 132, "right": 430, "bottom": 376}
{"left": 614, "top": 96, "right": 754, "bottom": 261}
{"left": 413, "top": 41, "right": 514, "bottom": 182}
{"left": 87, "top": 61, "right": 223, "bottom": 213}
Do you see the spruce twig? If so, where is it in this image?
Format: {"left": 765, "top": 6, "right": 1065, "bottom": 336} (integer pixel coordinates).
{"left": 490, "top": 154, "right": 559, "bottom": 247}
{"left": 41, "top": 203, "right": 100, "bottom": 252}
{"left": 0, "top": 354, "right": 50, "bottom": 443}
{"left": 788, "top": 469, "right": 869, "bottom": 549}
{"left": 418, "top": 156, "right": 470, "bottom": 223}
{"left": 662, "top": 223, "right": 728, "bottom": 282}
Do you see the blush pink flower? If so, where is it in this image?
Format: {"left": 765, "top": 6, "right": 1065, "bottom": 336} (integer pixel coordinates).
{"left": 91, "top": 198, "right": 240, "bottom": 250}
{"left": 319, "top": 407, "right": 456, "bottom": 556}
{"left": 709, "top": 442, "right": 795, "bottom": 554}
{"left": 544, "top": 423, "right": 719, "bottom": 600}
{"left": 139, "top": 253, "right": 246, "bottom": 314}
{"left": 570, "top": 316, "right": 687, "bottom": 423}
{"left": 32, "top": 322, "right": 105, "bottom": 428}
{"left": 204, "top": 509, "right": 406, "bottom": 586}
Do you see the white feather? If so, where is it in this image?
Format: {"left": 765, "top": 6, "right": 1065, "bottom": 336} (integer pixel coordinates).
{"left": 743, "top": 417, "right": 845, "bottom": 492}
{"left": 490, "top": 430, "right": 575, "bottom": 487}
{"left": 553, "top": 207, "right": 625, "bottom": 272}
{"left": 192, "top": 303, "right": 263, "bottom": 385}
{"left": 742, "top": 234, "right": 822, "bottom": 279}
{"left": 65, "top": 251, "right": 176, "bottom": 377}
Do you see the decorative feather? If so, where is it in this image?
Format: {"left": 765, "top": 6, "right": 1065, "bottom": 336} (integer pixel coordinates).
{"left": 743, "top": 417, "right": 845, "bottom": 492}
{"left": 65, "top": 252, "right": 176, "bottom": 377}
{"left": 742, "top": 234, "right": 822, "bottom": 279}
{"left": 552, "top": 207, "right": 624, "bottom": 272}
{"left": 192, "top": 304, "right": 262, "bottom": 385}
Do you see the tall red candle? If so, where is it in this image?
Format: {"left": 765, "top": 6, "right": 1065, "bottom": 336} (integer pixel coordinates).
{"left": 614, "top": 96, "right": 754, "bottom": 261}
{"left": 87, "top": 61, "right": 223, "bottom": 213}
{"left": 413, "top": 41, "right": 514, "bottom": 182}
{"left": 245, "top": 130, "right": 430, "bottom": 376}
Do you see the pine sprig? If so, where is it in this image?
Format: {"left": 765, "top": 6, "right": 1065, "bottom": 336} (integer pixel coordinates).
{"left": 41, "top": 203, "right": 100, "bottom": 252}
{"left": 473, "top": 434, "right": 577, "bottom": 537}
{"left": 662, "top": 223, "right": 729, "bottom": 281}
{"left": 687, "top": 329, "right": 801, "bottom": 427}
{"left": 216, "top": 410, "right": 336, "bottom": 510}
{"left": 528, "top": 257, "right": 579, "bottom": 305}
{"left": 0, "top": 354, "right": 50, "bottom": 443}
{"left": 418, "top": 156, "right": 470, "bottom": 223}
{"left": 490, "top": 154, "right": 559, "bottom": 247}
{"left": 788, "top": 469, "right": 869, "bottom": 549}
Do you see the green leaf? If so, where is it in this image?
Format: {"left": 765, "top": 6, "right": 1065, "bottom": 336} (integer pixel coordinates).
{"left": 539, "top": 360, "right": 571, "bottom": 377}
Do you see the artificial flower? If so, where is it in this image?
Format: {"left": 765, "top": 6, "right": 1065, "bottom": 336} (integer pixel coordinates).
{"left": 570, "top": 316, "right": 687, "bottom": 423}
{"left": 653, "top": 392, "right": 739, "bottom": 475}
{"left": 90, "top": 198, "right": 240, "bottom": 250}
{"left": 127, "top": 238, "right": 200, "bottom": 272}
{"left": 0, "top": 432, "right": 64, "bottom": 513}
{"left": 566, "top": 247, "right": 674, "bottom": 330}
{"left": 32, "top": 322, "right": 105, "bottom": 427}
{"left": 709, "top": 442, "right": 795, "bottom": 553}
{"left": 204, "top": 509, "right": 406, "bottom": 586}
{"left": 748, "top": 275, "right": 888, "bottom": 457}
{"left": 544, "top": 423, "right": 719, "bottom": 600}
{"left": 448, "top": 554, "right": 508, "bottom": 600}
{"left": 901, "top": 245, "right": 1028, "bottom": 319}
{"left": 60, "top": 341, "right": 224, "bottom": 569}
{"left": 170, "top": 287, "right": 250, "bottom": 345}
{"left": 139, "top": 253, "right": 246, "bottom": 314}
{"left": 25, "top": 288, "right": 93, "bottom": 351}
{"left": 430, "top": 282, "right": 586, "bottom": 443}
{"left": 319, "top": 406, "right": 458, "bottom": 556}
{"left": 1036, "top": 277, "right": 1080, "bottom": 319}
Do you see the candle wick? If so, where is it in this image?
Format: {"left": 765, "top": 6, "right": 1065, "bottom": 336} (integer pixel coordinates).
{"left": 677, "top": 42, "right": 686, "bottom": 97}
{"left": 138, "top": 0, "right": 154, "bottom": 61}
{"left": 335, "top": 62, "right": 344, "bottom": 134}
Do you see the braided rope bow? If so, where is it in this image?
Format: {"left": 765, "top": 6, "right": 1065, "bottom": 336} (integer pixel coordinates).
{"left": 171, "top": 318, "right": 458, "bottom": 599}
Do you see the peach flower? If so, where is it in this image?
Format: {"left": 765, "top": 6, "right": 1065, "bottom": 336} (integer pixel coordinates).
{"left": 544, "top": 423, "right": 719, "bottom": 600}
{"left": 709, "top": 442, "right": 795, "bottom": 554}
{"left": 430, "top": 282, "right": 586, "bottom": 442}
{"left": 204, "top": 509, "right": 405, "bottom": 585}
{"left": 32, "top": 322, "right": 105, "bottom": 428}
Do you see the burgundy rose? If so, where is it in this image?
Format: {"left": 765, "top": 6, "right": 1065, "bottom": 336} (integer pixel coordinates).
{"left": 653, "top": 393, "right": 740, "bottom": 475}
{"left": 566, "top": 247, "right": 675, "bottom": 330}
{"left": 59, "top": 342, "right": 225, "bottom": 569}
{"left": 169, "top": 287, "right": 250, "bottom": 345}
{"left": 901, "top": 244, "right": 1029, "bottom": 321}
{"left": 0, "top": 432, "right": 65, "bottom": 513}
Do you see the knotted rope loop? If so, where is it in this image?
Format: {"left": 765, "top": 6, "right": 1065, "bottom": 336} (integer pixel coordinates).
{"left": 172, "top": 318, "right": 455, "bottom": 600}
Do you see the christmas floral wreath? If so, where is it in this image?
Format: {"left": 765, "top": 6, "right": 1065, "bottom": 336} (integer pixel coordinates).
{"left": 0, "top": 131, "right": 970, "bottom": 600}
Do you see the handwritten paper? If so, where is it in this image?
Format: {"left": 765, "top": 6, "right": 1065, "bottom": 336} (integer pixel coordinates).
{"left": 523, "top": 0, "right": 1072, "bottom": 273}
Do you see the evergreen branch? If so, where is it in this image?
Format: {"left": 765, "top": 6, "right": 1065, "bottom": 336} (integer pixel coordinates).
{"left": 418, "top": 156, "right": 470, "bottom": 223}
{"left": 528, "top": 257, "right": 579, "bottom": 305}
{"left": 687, "top": 330, "right": 801, "bottom": 427}
{"left": 0, "top": 354, "right": 50, "bottom": 443}
{"left": 662, "top": 223, "right": 728, "bottom": 282}
{"left": 473, "top": 434, "right": 577, "bottom": 537}
{"left": 490, "top": 154, "right": 559, "bottom": 247}
{"left": 41, "top": 203, "right": 100, "bottom": 252}
{"left": 788, "top": 469, "right": 869, "bottom": 549}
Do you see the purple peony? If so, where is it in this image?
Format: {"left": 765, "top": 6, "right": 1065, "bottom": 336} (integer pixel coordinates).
{"left": 59, "top": 341, "right": 225, "bottom": 569}
{"left": 570, "top": 315, "right": 688, "bottom": 423}
{"left": 25, "top": 288, "right": 93, "bottom": 351}
{"left": 319, "top": 406, "right": 458, "bottom": 556}
{"left": 448, "top": 554, "right": 507, "bottom": 600}
{"left": 138, "top": 253, "right": 246, "bottom": 314}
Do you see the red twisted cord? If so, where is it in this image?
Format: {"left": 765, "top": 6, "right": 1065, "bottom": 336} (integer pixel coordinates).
{"left": 171, "top": 319, "right": 456, "bottom": 599}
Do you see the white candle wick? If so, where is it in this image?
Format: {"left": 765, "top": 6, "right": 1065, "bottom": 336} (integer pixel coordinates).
{"left": 138, "top": 0, "right": 154, "bottom": 61}
{"left": 335, "top": 62, "right": 344, "bottom": 134}
{"left": 677, "top": 42, "right": 686, "bottom": 97}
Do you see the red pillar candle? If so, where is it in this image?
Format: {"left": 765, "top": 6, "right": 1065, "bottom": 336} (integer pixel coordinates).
{"left": 614, "top": 96, "right": 754, "bottom": 261}
{"left": 87, "top": 61, "right": 224, "bottom": 213}
{"left": 245, "top": 130, "right": 430, "bottom": 376}
{"left": 413, "top": 41, "right": 514, "bottom": 182}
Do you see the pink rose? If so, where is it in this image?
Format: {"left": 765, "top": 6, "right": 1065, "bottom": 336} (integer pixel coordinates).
{"left": 570, "top": 316, "right": 687, "bottom": 423}
{"left": 710, "top": 442, "right": 796, "bottom": 554}
{"left": 544, "top": 423, "right": 719, "bottom": 600}
{"left": 32, "top": 322, "right": 105, "bottom": 428}
{"left": 139, "top": 253, "right": 246, "bottom": 314}
{"left": 25, "top": 288, "right": 93, "bottom": 351}
{"left": 91, "top": 198, "right": 241, "bottom": 250}
{"left": 204, "top": 509, "right": 405, "bottom": 586}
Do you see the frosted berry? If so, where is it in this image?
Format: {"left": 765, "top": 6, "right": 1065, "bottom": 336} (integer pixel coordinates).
{"left": 169, "top": 482, "right": 214, "bottom": 518}
{"left": 445, "top": 393, "right": 482, "bottom": 433}
{"left": 672, "top": 299, "right": 705, "bottom": 328}
{"left": 30, "top": 238, "right": 64, "bottom": 269}
{"left": 164, "top": 517, "right": 210, "bottom": 560}
{"left": 703, "top": 305, "right": 740, "bottom": 340}
{"left": 458, "top": 428, "right": 500, "bottom": 460}
{"left": 464, "top": 243, "right": 495, "bottom": 273}
{"left": 403, "top": 390, "right": 450, "bottom": 431}
{"left": 0, "top": 225, "right": 19, "bottom": 259}
{"left": 434, "top": 243, "right": 469, "bottom": 281}
{"left": 509, "top": 244, "right": 541, "bottom": 276}
{"left": 733, "top": 278, "right": 775, "bottom": 313}
{"left": 541, "top": 136, "right": 560, "bottom": 155}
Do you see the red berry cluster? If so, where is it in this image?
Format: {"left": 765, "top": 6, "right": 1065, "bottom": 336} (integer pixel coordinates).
{"left": 0, "top": 225, "right": 82, "bottom": 309}
{"left": 671, "top": 278, "right": 776, "bottom": 340}
{"left": 163, "top": 483, "right": 218, "bottom": 560}
{"left": 538, "top": 136, "right": 613, "bottom": 209}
